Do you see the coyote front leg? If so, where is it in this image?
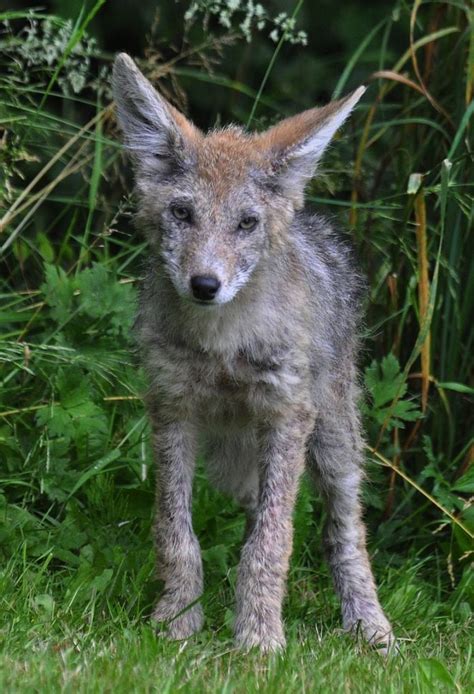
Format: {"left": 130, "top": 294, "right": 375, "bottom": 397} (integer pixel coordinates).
{"left": 151, "top": 419, "right": 204, "bottom": 639}
{"left": 234, "top": 408, "right": 314, "bottom": 652}
{"left": 309, "top": 404, "right": 395, "bottom": 654}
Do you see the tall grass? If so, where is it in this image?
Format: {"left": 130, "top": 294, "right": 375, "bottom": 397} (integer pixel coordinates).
{"left": 0, "top": 2, "right": 472, "bottom": 682}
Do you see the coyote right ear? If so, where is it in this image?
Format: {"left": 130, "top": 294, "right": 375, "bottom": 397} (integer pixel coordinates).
{"left": 112, "top": 53, "right": 201, "bottom": 171}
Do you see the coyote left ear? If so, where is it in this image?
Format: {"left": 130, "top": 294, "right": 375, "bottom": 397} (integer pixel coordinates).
{"left": 260, "top": 86, "right": 366, "bottom": 205}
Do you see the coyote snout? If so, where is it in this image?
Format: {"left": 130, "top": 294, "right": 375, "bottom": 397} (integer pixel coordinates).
{"left": 190, "top": 275, "right": 221, "bottom": 303}
{"left": 113, "top": 52, "right": 395, "bottom": 655}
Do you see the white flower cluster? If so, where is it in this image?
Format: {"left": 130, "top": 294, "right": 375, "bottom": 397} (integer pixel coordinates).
{"left": 2, "top": 17, "right": 99, "bottom": 95}
{"left": 184, "top": 0, "right": 308, "bottom": 45}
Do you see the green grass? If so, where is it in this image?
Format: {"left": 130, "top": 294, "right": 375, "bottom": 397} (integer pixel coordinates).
{"left": 0, "top": 552, "right": 472, "bottom": 693}
{"left": 0, "top": 1, "right": 473, "bottom": 691}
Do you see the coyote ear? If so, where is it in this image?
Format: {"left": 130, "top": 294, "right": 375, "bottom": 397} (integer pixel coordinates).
{"left": 112, "top": 53, "right": 201, "bottom": 173}
{"left": 260, "top": 86, "right": 366, "bottom": 204}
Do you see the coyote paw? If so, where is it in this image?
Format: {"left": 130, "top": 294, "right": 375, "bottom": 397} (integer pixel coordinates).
{"left": 234, "top": 615, "right": 286, "bottom": 653}
{"left": 347, "top": 617, "right": 397, "bottom": 656}
{"left": 152, "top": 597, "right": 204, "bottom": 640}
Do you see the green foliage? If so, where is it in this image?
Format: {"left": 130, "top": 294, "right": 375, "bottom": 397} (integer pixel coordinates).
{"left": 42, "top": 262, "right": 135, "bottom": 338}
{"left": 364, "top": 353, "right": 421, "bottom": 431}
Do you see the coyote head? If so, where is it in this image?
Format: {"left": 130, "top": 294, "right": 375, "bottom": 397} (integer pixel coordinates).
{"left": 112, "top": 54, "right": 364, "bottom": 306}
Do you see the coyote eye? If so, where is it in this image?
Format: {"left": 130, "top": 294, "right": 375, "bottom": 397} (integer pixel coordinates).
{"left": 238, "top": 216, "right": 258, "bottom": 231}
{"left": 171, "top": 205, "right": 191, "bottom": 222}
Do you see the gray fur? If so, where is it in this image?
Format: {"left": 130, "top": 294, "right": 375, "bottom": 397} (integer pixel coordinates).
{"left": 112, "top": 53, "right": 395, "bottom": 653}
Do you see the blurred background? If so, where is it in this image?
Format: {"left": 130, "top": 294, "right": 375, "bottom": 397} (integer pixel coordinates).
{"left": 7, "top": 0, "right": 395, "bottom": 117}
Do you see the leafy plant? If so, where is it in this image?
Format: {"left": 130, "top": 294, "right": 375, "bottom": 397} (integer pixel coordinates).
{"left": 364, "top": 353, "right": 421, "bottom": 432}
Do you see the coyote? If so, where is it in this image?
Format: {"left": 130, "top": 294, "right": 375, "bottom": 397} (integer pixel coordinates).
{"left": 112, "top": 53, "right": 394, "bottom": 653}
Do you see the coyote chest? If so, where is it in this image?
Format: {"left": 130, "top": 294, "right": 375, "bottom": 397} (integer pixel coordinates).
{"left": 153, "top": 339, "right": 303, "bottom": 427}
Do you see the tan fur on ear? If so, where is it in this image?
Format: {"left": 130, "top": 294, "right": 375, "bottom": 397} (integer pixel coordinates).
{"left": 258, "top": 87, "right": 366, "bottom": 154}
{"left": 167, "top": 103, "right": 203, "bottom": 144}
{"left": 250, "top": 86, "right": 365, "bottom": 207}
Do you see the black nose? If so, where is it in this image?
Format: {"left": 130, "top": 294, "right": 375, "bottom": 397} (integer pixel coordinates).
{"left": 190, "top": 275, "right": 221, "bottom": 302}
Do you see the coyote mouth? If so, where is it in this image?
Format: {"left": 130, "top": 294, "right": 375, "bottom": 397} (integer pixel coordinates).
{"left": 192, "top": 298, "right": 217, "bottom": 307}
